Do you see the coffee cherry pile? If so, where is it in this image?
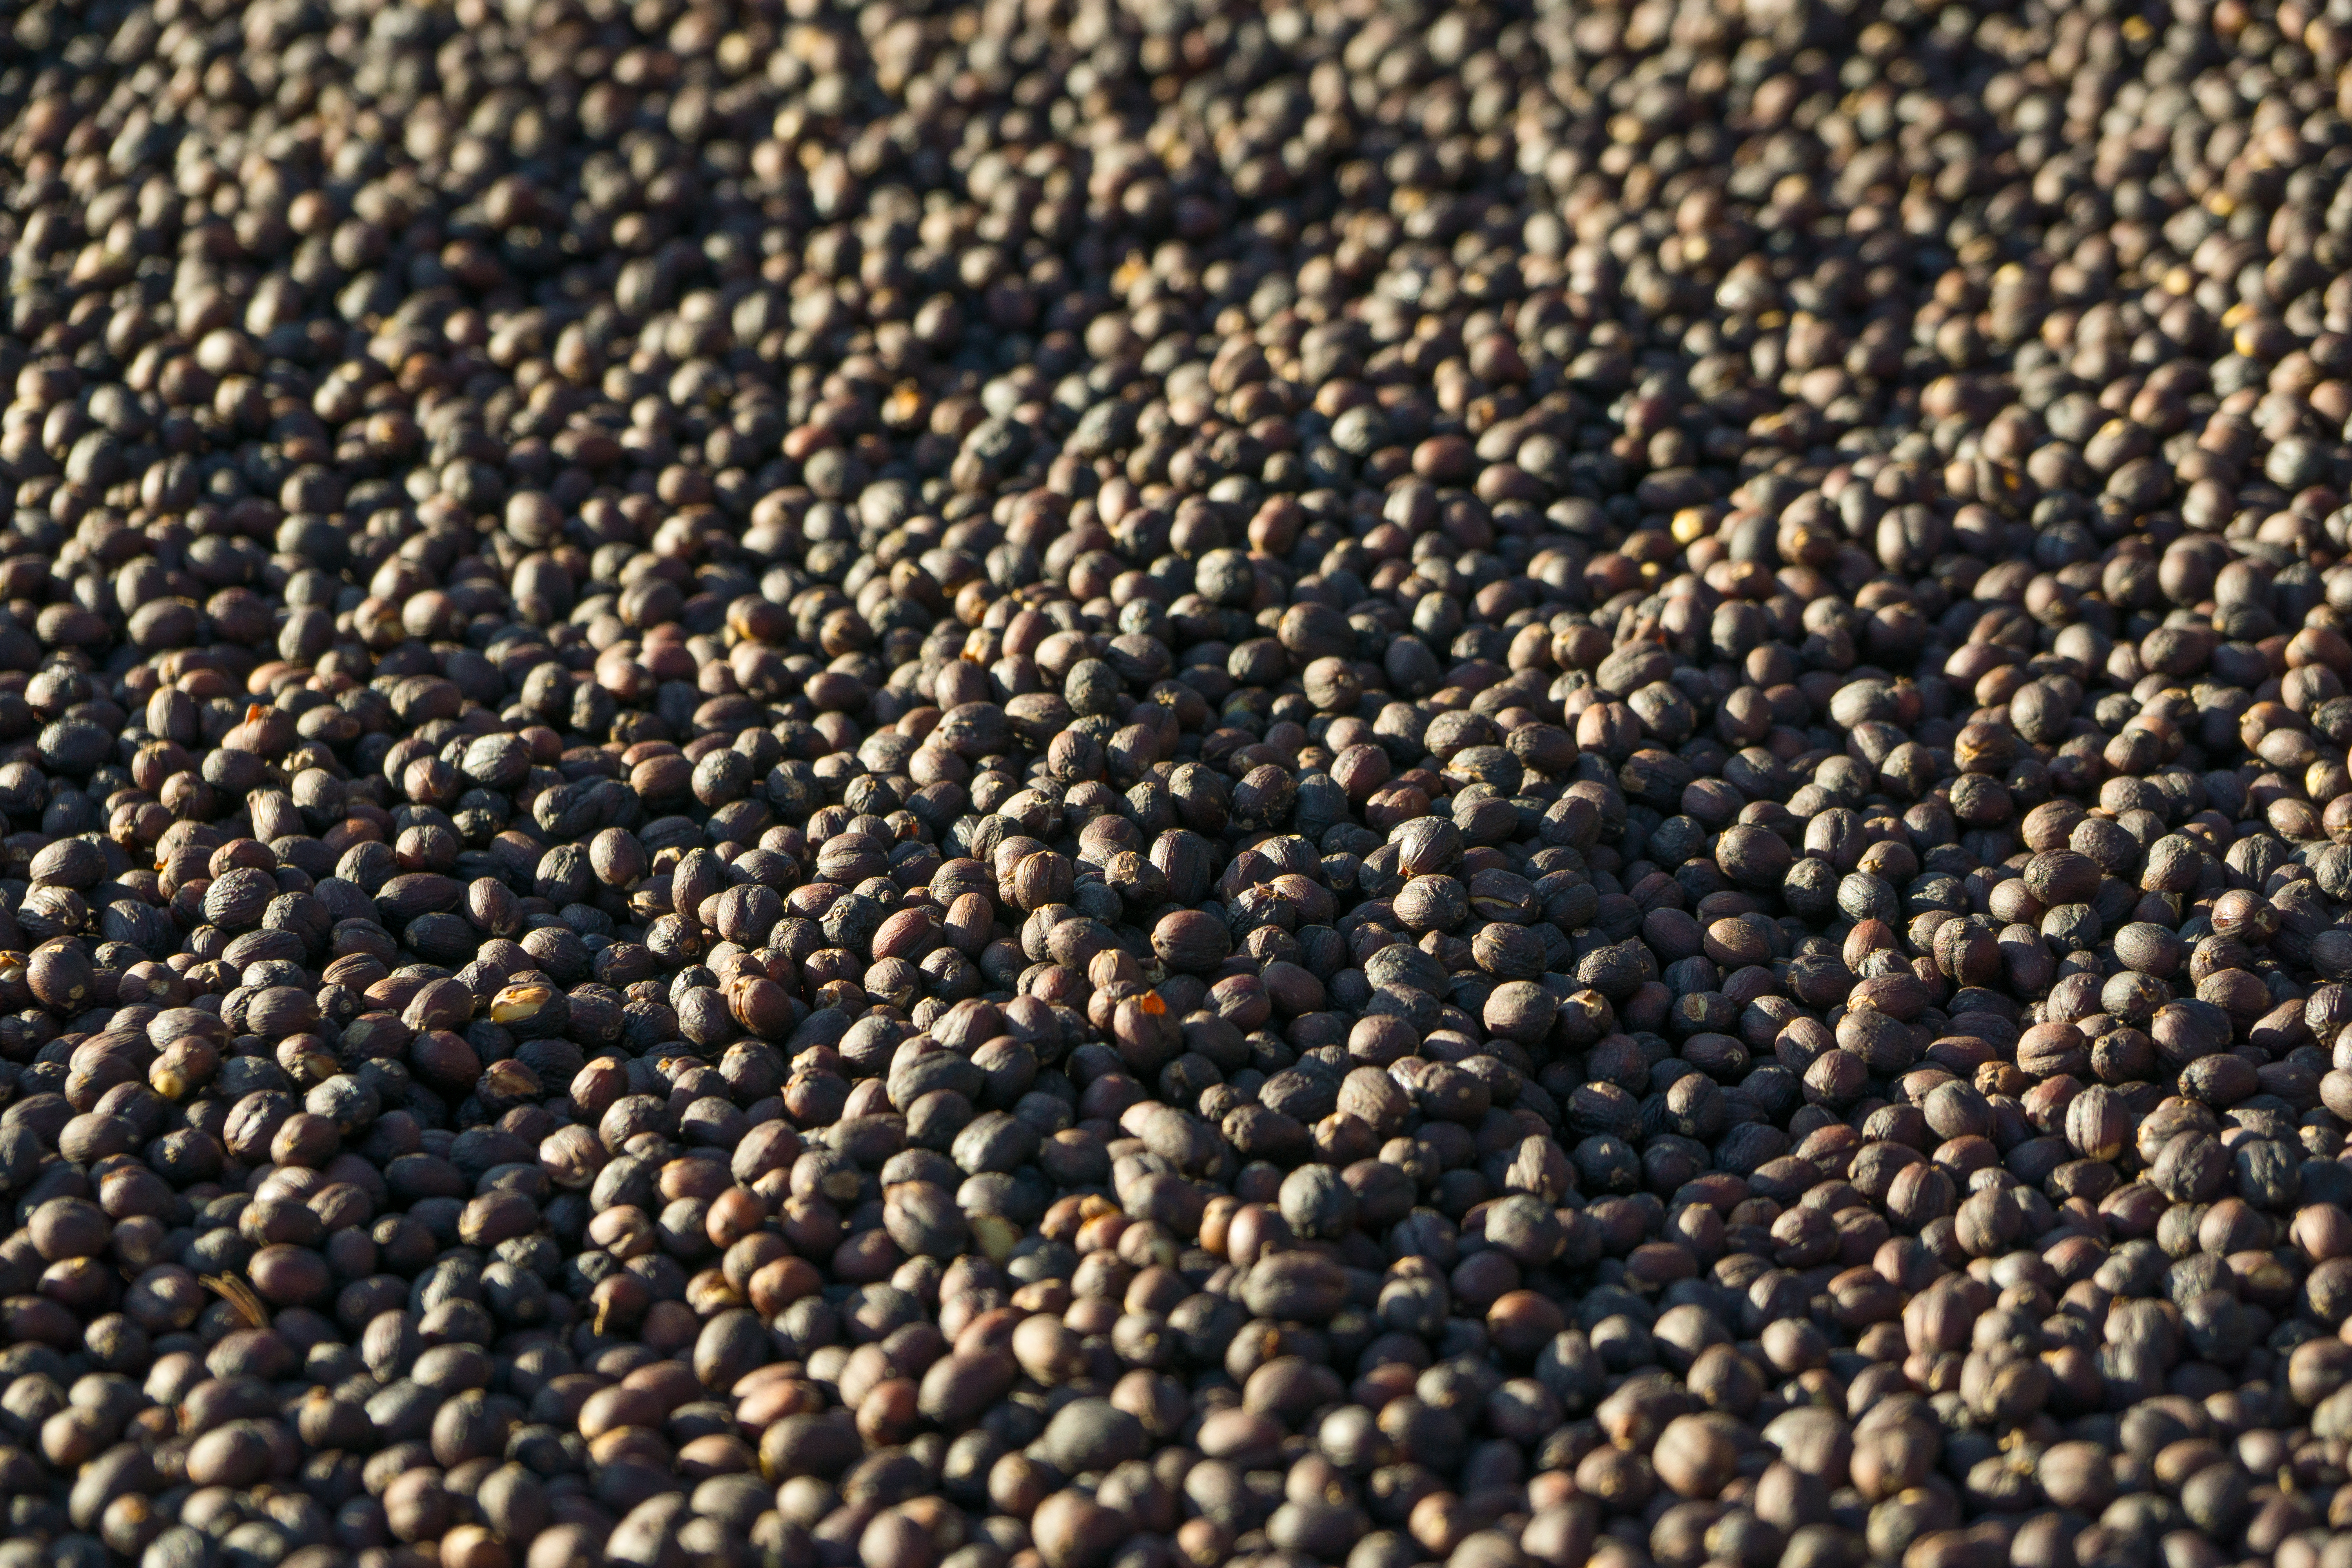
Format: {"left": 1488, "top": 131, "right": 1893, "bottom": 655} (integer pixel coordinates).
{"left": 6, "top": 2, "right": 2352, "bottom": 1568}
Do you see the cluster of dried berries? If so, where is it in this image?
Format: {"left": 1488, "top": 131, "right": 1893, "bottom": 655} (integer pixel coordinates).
{"left": 7, "top": 1, "right": 2352, "bottom": 1568}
